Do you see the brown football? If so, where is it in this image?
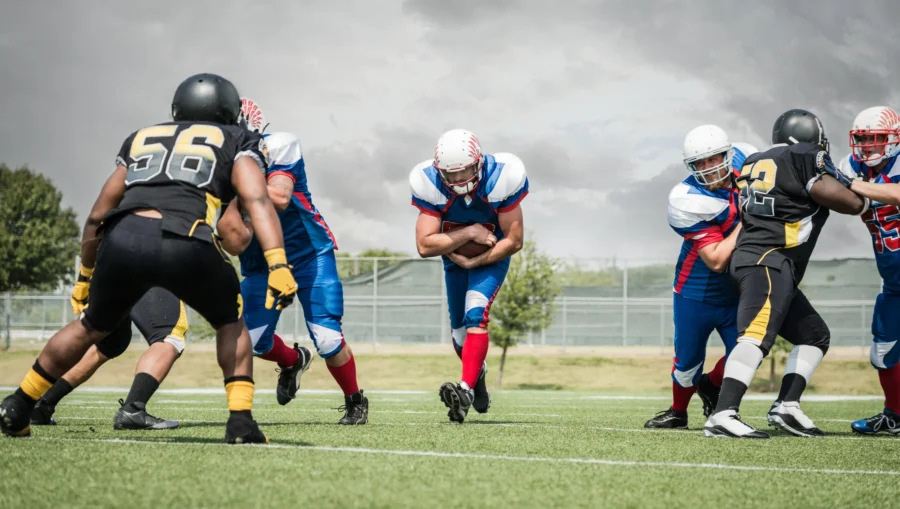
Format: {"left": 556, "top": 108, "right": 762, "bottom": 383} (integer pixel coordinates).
{"left": 441, "top": 221, "right": 495, "bottom": 258}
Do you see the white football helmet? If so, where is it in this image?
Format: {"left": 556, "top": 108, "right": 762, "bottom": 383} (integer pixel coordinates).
{"left": 850, "top": 106, "right": 900, "bottom": 167}
{"left": 239, "top": 97, "right": 268, "bottom": 133}
{"left": 682, "top": 125, "right": 734, "bottom": 186}
{"left": 433, "top": 129, "right": 483, "bottom": 195}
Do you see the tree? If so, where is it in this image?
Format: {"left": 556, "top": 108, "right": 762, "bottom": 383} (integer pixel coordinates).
{"left": 0, "top": 165, "right": 80, "bottom": 292}
{"left": 488, "top": 240, "right": 561, "bottom": 388}
{"left": 766, "top": 336, "right": 792, "bottom": 392}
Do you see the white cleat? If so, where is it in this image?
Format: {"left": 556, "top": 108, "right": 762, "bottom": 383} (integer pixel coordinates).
{"left": 703, "top": 409, "right": 770, "bottom": 439}
{"left": 767, "top": 401, "right": 824, "bottom": 437}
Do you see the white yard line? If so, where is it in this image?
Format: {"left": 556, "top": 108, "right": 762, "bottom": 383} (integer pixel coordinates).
{"left": 27, "top": 437, "right": 900, "bottom": 476}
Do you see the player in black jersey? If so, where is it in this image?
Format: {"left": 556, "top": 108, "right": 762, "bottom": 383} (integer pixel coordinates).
{"left": 0, "top": 73, "right": 298, "bottom": 444}
{"left": 703, "top": 109, "right": 870, "bottom": 439}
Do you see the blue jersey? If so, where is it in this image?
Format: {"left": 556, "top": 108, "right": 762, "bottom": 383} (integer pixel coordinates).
{"left": 667, "top": 142, "right": 757, "bottom": 305}
{"left": 239, "top": 132, "right": 337, "bottom": 276}
{"left": 841, "top": 154, "right": 900, "bottom": 294}
{"left": 409, "top": 153, "right": 528, "bottom": 270}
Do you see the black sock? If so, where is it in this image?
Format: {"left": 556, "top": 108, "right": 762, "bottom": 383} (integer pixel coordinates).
{"left": 124, "top": 372, "right": 160, "bottom": 407}
{"left": 715, "top": 378, "right": 749, "bottom": 413}
{"left": 777, "top": 373, "right": 807, "bottom": 403}
{"left": 42, "top": 379, "right": 75, "bottom": 406}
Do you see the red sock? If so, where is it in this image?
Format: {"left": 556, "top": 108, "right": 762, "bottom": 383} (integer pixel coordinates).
{"left": 707, "top": 355, "right": 727, "bottom": 387}
{"left": 327, "top": 350, "right": 360, "bottom": 396}
{"left": 460, "top": 332, "right": 489, "bottom": 388}
{"left": 672, "top": 381, "right": 697, "bottom": 413}
{"left": 878, "top": 364, "right": 900, "bottom": 413}
{"left": 259, "top": 334, "right": 299, "bottom": 368}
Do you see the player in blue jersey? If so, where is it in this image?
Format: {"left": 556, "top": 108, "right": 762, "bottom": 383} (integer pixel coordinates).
{"left": 838, "top": 106, "right": 900, "bottom": 435}
{"left": 645, "top": 125, "right": 757, "bottom": 429}
{"left": 216, "top": 99, "right": 367, "bottom": 425}
{"left": 409, "top": 129, "right": 527, "bottom": 423}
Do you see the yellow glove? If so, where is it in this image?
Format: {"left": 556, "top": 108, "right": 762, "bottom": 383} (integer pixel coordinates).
{"left": 71, "top": 265, "right": 93, "bottom": 315}
{"left": 264, "top": 248, "right": 297, "bottom": 310}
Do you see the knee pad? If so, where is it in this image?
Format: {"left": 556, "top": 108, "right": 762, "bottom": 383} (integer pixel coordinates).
{"left": 462, "top": 290, "right": 495, "bottom": 329}
{"left": 871, "top": 340, "right": 900, "bottom": 370}
{"left": 95, "top": 319, "right": 134, "bottom": 359}
{"left": 451, "top": 327, "right": 466, "bottom": 352}
{"left": 249, "top": 326, "right": 275, "bottom": 356}
{"left": 671, "top": 360, "right": 704, "bottom": 388}
{"left": 308, "top": 321, "right": 344, "bottom": 358}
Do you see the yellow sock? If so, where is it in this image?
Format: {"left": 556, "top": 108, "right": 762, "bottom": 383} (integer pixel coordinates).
{"left": 225, "top": 380, "right": 254, "bottom": 411}
{"left": 20, "top": 368, "right": 54, "bottom": 401}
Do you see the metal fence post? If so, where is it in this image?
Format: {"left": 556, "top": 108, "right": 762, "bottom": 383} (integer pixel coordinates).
{"left": 294, "top": 298, "right": 301, "bottom": 344}
{"left": 621, "top": 259, "right": 629, "bottom": 346}
{"left": 561, "top": 296, "right": 568, "bottom": 352}
{"left": 659, "top": 302, "right": 665, "bottom": 348}
{"left": 4, "top": 293, "right": 10, "bottom": 350}
{"left": 372, "top": 258, "right": 378, "bottom": 352}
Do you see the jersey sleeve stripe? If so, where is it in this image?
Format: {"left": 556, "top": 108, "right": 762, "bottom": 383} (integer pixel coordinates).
{"left": 496, "top": 190, "right": 528, "bottom": 213}
{"left": 267, "top": 170, "right": 296, "bottom": 184}
{"left": 235, "top": 150, "right": 265, "bottom": 169}
{"left": 411, "top": 198, "right": 441, "bottom": 217}
{"left": 115, "top": 156, "right": 127, "bottom": 168}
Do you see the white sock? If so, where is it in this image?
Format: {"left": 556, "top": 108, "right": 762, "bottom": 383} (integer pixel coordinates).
{"left": 723, "top": 342, "right": 764, "bottom": 386}
{"left": 784, "top": 345, "right": 824, "bottom": 383}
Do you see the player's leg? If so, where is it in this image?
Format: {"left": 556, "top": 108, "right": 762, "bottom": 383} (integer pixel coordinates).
{"left": 645, "top": 293, "right": 714, "bottom": 428}
{"left": 440, "top": 261, "right": 509, "bottom": 423}
{"left": 852, "top": 293, "right": 900, "bottom": 435}
{"left": 766, "top": 289, "right": 828, "bottom": 437}
{"left": 0, "top": 214, "right": 153, "bottom": 437}
{"left": 112, "top": 288, "right": 187, "bottom": 430}
{"left": 159, "top": 232, "right": 265, "bottom": 444}
{"left": 696, "top": 302, "right": 739, "bottom": 418}
{"left": 241, "top": 273, "right": 312, "bottom": 406}
{"left": 300, "top": 252, "right": 366, "bottom": 424}
{"left": 30, "top": 318, "right": 133, "bottom": 426}
{"left": 704, "top": 262, "right": 794, "bottom": 439}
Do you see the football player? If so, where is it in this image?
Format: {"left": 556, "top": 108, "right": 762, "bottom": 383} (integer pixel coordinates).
{"left": 703, "top": 109, "right": 869, "bottom": 438}
{"left": 645, "top": 125, "right": 757, "bottom": 429}
{"left": 837, "top": 106, "right": 900, "bottom": 435}
{"left": 409, "top": 129, "right": 527, "bottom": 423}
{"left": 0, "top": 73, "right": 297, "bottom": 444}
{"left": 214, "top": 98, "right": 366, "bottom": 425}
{"left": 31, "top": 288, "right": 186, "bottom": 430}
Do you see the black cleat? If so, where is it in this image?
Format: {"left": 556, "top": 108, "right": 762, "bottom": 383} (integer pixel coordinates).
{"left": 225, "top": 412, "right": 268, "bottom": 444}
{"left": 696, "top": 374, "right": 720, "bottom": 418}
{"left": 644, "top": 407, "right": 688, "bottom": 429}
{"left": 472, "top": 362, "right": 491, "bottom": 414}
{"left": 113, "top": 399, "right": 180, "bottom": 430}
{"left": 439, "top": 382, "right": 473, "bottom": 423}
{"left": 337, "top": 391, "right": 368, "bottom": 425}
{"left": 0, "top": 393, "right": 33, "bottom": 437}
{"left": 30, "top": 399, "right": 58, "bottom": 426}
{"left": 276, "top": 345, "right": 314, "bottom": 406}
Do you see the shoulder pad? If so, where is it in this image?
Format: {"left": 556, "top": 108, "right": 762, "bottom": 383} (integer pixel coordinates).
{"left": 731, "top": 142, "right": 758, "bottom": 171}
{"left": 263, "top": 131, "right": 303, "bottom": 168}
{"left": 838, "top": 154, "right": 860, "bottom": 179}
{"left": 667, "top": 182, "right": 728, "bottom": 228}
{"left": 409, "top": 159, "right": 447, "bottom": 207}
{"left": 486, "top": 152, "right": 527, "bottom": 202}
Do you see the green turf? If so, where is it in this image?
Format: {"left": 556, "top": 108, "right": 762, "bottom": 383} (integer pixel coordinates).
{"left": 1, "top": 390, "right": 898, "bottom": 509}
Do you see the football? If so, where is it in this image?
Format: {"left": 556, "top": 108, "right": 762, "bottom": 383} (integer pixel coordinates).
{"left": 442, "top": 221, "right": 495, "bottom": 258}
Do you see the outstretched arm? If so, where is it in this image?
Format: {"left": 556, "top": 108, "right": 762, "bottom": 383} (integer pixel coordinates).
{"left": 809, "top": 174, "right": 868, "bottom": 215}
{"left": 851, "top": 179, "right": 900, "bottom": 207}
{"left": 231, "top": 156, "right": 284, "bottom": 251}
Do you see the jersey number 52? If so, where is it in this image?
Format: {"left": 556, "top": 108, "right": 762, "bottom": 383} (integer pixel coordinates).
{"left": 737, "top": 159, "right": 778, "bottom": 217}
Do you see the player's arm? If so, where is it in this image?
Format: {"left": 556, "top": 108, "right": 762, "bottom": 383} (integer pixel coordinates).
{"left": 455, "top": 205, "right": 524, "bottom": 269}
{"left": 231, "top": 156, "right": 284, "bottom": 251}
{"left": 415, "top": 213, "right": 494, "bottom": 258}
{"left": 267, "top": 174, "right": 293, "bottom": 211}
{"left": 697, "top": 222, "right": 741, "bottom": 273}
{"left": 850, "top": 179, "right": 900, "bottom": 206}
{"left": 809, "top": 174, "right": 868, "bottom": 215}
{"left": 80, "top": 165, "right": 127, "bottom": 269}
{"left": 216, "top": 199, "right": 252, "bottom": 256}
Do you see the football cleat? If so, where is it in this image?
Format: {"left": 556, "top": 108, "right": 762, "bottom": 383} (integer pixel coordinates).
{"left": 644, "top": 407, "right": 688, "bottom": 429}
{"left": 276, "top": 345, "right": 314, "bottom": 406}
{"left": 225, "top": 412, "right": 269, "bottom": 444}
{"left": 851, "top": 409, "right": 900, "bottom": 435}
{"left": 439, "top": 382, "right": 473, "bottom": 423}
{"left": 695, "top": 373, "right": 720, "bottom": 418}
{"left": 767, "top": 401, "right": 824, "bottom": 437}
{"left": 337, "top": 391, "right": 369, "bottom": 425}
{"left": 472, "top": 362, "right": 491, "bottom": 414}
{"left": 704, "top": 409, "right": 769, "bottom": 438}
{"left": 0, "top": 393, "right": 33, "bottom": 438}
{"left": 30, "top": 398, "right": 58, "bottom": 426}
{"left": 113, "top": 400, "right": 180, "bottom": 430}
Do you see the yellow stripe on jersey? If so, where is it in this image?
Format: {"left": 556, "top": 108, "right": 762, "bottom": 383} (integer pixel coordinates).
{"left": 171, "top": 301, "right": 189, "bottom": 340}
{"left": 784, "top": 220, "right": 801, "bottom": 248}
{"left": 205, "top": 192, "right": 222, "bottom": 226}
{"left": 744, "top": 267, "right": 773, "bottom": 341}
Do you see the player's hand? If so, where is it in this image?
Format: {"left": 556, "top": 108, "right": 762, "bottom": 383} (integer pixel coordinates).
{"left": 817, "top": 153, "right": 854, "bottom": 189}
{"left": 263, "top": 248, "right": 298, "bottom": 310}
{"left": 468, "top": 224, "right": 497, "bottom": 246}
{"left": 446, "top": 252, "right": 476, "bottom": 269}
{"left": 70, "top": 265, "right": 93, "bottom": 315}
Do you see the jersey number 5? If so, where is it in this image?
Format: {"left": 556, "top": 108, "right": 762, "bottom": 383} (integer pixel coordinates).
{"left": 737, "top": 159, "right": 778, "bottom": 217}
{"left": 124, "top": 125, "right": 225, "bottom": 188}
{"left": 862, "top": 205, "right": 900, "bottom": 253}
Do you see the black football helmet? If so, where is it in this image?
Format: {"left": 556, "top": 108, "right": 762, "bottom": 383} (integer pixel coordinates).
{"left": 171, "top": 73, "right": 242, "bottom": 125}
{"left": 772, "top": 108, "right": 830, "bottom": 153}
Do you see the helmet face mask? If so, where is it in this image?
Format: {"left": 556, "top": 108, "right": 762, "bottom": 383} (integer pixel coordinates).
{"left": 682, "top": 125, "right": 734, "bottom": 188}
{"left": 849, "top": 106, "right": 900, "bottom": 167}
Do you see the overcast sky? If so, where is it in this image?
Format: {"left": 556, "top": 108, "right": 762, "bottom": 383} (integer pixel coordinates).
{"left": 2, "top": 1, "right": 898, "bottom": 261}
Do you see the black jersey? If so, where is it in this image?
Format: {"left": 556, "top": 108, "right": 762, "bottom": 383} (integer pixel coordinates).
{"left": 107, "top": 121, "right": 268, "bottom": 240}
{"left": 732, "top": 142, "right": 833, "bottom": 282}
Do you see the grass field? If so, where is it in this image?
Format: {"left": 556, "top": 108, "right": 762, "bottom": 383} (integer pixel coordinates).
{"left": 1, "top": 386, "right": 899, "bottom": 509}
